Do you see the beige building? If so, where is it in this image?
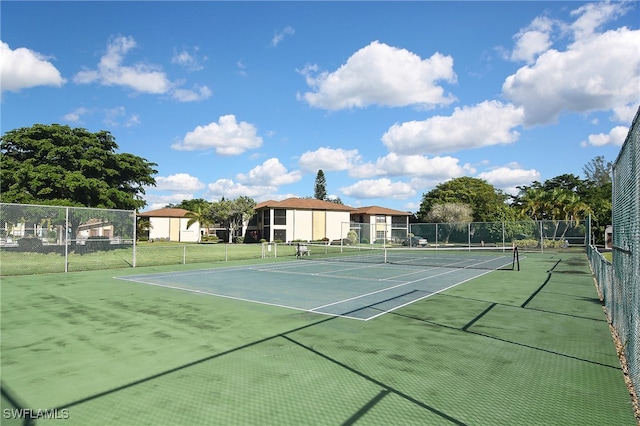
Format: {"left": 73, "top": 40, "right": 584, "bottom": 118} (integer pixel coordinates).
{"left": 350, "top": 206, "right": 412, "bottom": 244}
{"left": 139, "top": 201, "right": 414, "bottom": 244}
{"left": 251, "top": 198, "right": 352, "bottom": 243}
{"left": 137, "top": 208, "right": 200, "bottom": 242}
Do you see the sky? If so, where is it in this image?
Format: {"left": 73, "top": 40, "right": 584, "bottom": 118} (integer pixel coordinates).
{"left": 1, "top": 1, "right": 638, "bottom": 213}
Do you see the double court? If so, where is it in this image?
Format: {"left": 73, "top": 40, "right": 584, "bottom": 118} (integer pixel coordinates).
{"left": 1, "top": 249, "right": 637, "bottom": 425}
{"left": 116, "top": 256, "right": 510, "bottom": 320}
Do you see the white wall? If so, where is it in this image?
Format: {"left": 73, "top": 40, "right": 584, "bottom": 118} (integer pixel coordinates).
{"left": 148, "top": 217, "right": 200, "bottom": 242}
{"left": 291, "top": 210, "right": 313, "bottom": 241}
{"left": 326, "top": 211, "right": 350, "bottom": 241}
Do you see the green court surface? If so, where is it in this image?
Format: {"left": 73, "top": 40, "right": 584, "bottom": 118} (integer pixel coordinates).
{"left": 1, "top": 252, "right": 636, "bottom": 425}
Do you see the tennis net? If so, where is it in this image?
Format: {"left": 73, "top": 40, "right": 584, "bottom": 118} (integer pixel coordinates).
{"left": 295, "top": 243, "right": 519, "bottom": 271}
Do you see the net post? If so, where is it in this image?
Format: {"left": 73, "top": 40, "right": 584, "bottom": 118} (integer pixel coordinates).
{"left": 132, "top": 210, "right": 137, "bottom": 268}
{"left": 64, "top": 207, "right": 69, "bottom": 273}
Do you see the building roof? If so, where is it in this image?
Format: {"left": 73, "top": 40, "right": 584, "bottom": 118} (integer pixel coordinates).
{"left": 254, "top": 198, "right": 413, "bottom": 215}
{"left": 137, "top": 208, "right": 192, "bottom": 218}
{"left": 255, "top": 198, "right": 353, "bottom": 211}
{"left": 350, "top": 206, "right": 413, "bottom": 216}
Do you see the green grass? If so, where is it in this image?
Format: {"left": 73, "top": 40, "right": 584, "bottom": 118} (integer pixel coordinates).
{"left": 0, "top": 243, "right": 300, "bottom": 276}
{"left": 1, "top": 253, "right": 636, "bottom": 425}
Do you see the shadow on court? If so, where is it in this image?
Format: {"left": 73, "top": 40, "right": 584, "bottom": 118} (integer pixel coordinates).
{"left": 0, "top": 252, "right": 636, "bottom": 425}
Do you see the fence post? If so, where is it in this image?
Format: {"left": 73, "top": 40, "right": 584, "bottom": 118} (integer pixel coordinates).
{"left": 64, "top": 207, "right": 69, "bottom": 273}
{"left": 132, "top": 211, "right": 137, "bottom": 268}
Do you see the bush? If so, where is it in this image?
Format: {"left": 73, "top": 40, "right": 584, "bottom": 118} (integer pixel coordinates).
{"left": 17, "top": 237, "right": 43, "bottom": 252}
{"left": 346, "top": 231, "right": 358, "bottom": 245}
{"left": 233, "top": 236, "right": 244, "bottom": 244}
{"left": 75, "top": 236, "right": 112, "bottom": 254}
{"left": 200, "top": 235, "right": 219, "bottom": 244}
{"left": 512, "top": 239, "right": 538, "bottom": 249}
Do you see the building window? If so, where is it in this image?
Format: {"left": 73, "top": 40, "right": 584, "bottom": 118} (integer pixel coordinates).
{"left": 375, "top": 215, "right": 386, "bottom": 223}
{"left": 274, "top": 209, "right": 286, "bottom": 225}
{"left": 376, "top": 230, "right": 385, "bottom": 241}
{"left": 391, "top": 216, "right": 406, "bottom": 226}
{"left": 274, "top": 229, "right": 287, "bottom": 242}
{"left": 262, "top": 210, "right": 270, "bottom": 226}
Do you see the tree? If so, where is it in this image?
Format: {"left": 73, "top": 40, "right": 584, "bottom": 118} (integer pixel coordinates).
{"left": 209, "top": 197, "right": 256, "bottom": 243}
{"left": 1, "top": 124, "right": 157, "bottom": 210}
{"left": 418, "top": 177, "right": 509, "bottom": 223}
{"left": 227, "top": 196, "right": 256, "bottom": 242}
{"left": 513, "top": 175, "right": 594, "bottom": 242}
{"left": 424, "top": 203, "right": 473, "bottom": 243}
{"left": 581, "top": 157, "right": 613, "bottom": 244}
{"left": 582, "top": 155, "right": 613, "bottom": 186}
{"left": 167, "top": 198, "right": 210, "bottom": 212}
{"left": 314, "top": 170, "right": 327, "bottom": 200}
{"left": 185, "top": 204, "right": 214, "bottom": 240}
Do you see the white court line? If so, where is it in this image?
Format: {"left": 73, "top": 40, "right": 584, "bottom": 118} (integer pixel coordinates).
{"left": 114, "top": 276, "right": 369, "bottom": 320}
{"left": 255, "top": 262, "right": 414, "bottom": 282}
{"left": 116, "top": 258, "right": 505, "bottom": 321}
{"left": 114, "top": 260, "right": 306, "bottom": 281}
{"left": 309, "top": 267, "right": 464, "bottom": 311}
{"left": 363, "top": 269, "right": 495, "bottom": 321}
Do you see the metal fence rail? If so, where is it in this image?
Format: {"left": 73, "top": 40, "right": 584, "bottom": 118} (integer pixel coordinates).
{"left": 343, "top": 220, "right": 587, "bottom": 251}
{"left": 0, "top": 203, "right": 136, "bottom": 274}
{"left": 590, "top": 107, "right": 640, "bottom": 403}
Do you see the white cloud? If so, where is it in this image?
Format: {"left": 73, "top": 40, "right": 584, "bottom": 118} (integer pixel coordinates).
{"left": 171, "top": 84, "right": 212, "bottom": 102}
{"left": 350, "top": 153, "right": 474, "bottom": 179}
{"left": 271, "top": 26, "right": 295, "bottom": 47}
{"left": 503, "top": 3, "right": 640, "bottom": 126}
{"left": 477, "top": 165, "right": 541, "bottom": 195}
{"left": 206, "top": 179, "right": 276, "bottom": 199}
{"left": 612, "top": 104, "right": 639, "bottom": 123}
{"left": 172, "top": 115, "right": 263, "bottom": 155}
{"left": 143, "top": 193, "right": 198, "bottom": 211}
{"left": 582, "top": 125, "right": 628, "bottom": 147}
{"left": 63, "top": 107, "right": 90, "bottom": 123}
{"left": 569, "top": 1, "right": 628, "bottom": 40}
{"left": 171, "top": 47, "right": 206, "bottom": 71}
{"left": 298, "top": 147, "right": 361, "bottom": 172}
{"left": 73, "top": 36, "right": 209, "bottom": 102}
{"left": 299, "top": 40, "right": 456, "bottom": 110}
{"left": 510, "top": 17, "right": 554, "bottom": 63}
{"left": 0, "top": 41, "right": 66, "bottom": 92}
{"left": 74, "top": 35, "right": 171, "bottom": 94}
{"left": 236, "top": 158, "right": 302, "bottom": 186}
{"left": 382, "top": 101, "right": 524, "bottom": 155}
{"left": 103, "top": 106, "right": 140, "bottom": 128}
{"left": 155, "top": 173, "right": 205, "bottom": 192}
{"left": 237, "top": 59, "right": 248, "bottom": 77}
{"left": 340, "top": 178, "right": 416, "bottom": 200}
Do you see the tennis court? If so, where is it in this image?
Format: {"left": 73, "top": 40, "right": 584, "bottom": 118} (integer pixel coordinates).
{"left": 116, "top": 247, "right": 517, "bottom": 321}
{"left": 1, "top": 250, "right": 637, "bottom": 425}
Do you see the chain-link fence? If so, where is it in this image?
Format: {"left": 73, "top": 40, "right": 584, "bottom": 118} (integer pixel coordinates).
{"left": 0, "top": 203, "right": 136, "bottom": 275}
{"left": 341, "top": 220, "right": 587, "bottom": 251}
{"left": 589, "top": 107, "right": 639, "bottom": 404}
{"left": 0, "top": 203, "right": 291, "bottom": 276}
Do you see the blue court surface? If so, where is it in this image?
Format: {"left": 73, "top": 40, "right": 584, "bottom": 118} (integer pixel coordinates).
{"left": 116, "top": 260, "right": 504, "bottom": 320}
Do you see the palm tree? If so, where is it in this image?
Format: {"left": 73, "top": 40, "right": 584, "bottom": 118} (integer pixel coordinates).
{"left": 517, "top": 187, "right": 547, "bottom": 220}
{"left": 185, "top": 204, "right": 213, "bottom": 241}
